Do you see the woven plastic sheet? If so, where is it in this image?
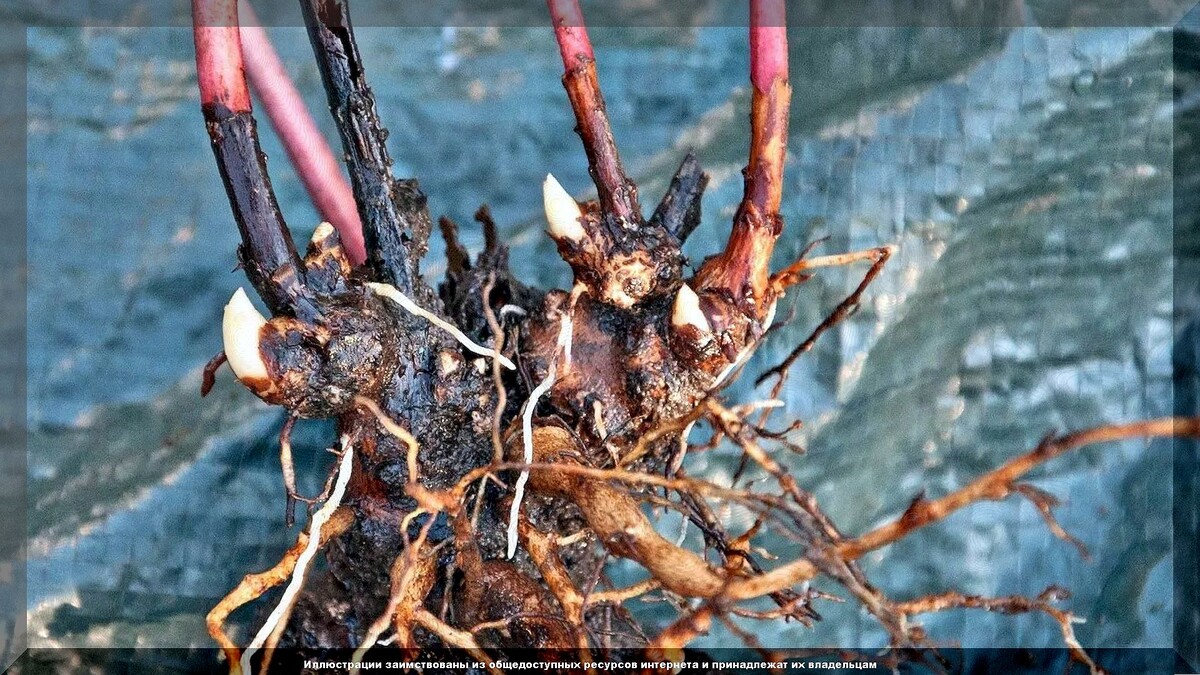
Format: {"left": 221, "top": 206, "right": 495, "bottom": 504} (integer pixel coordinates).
{"left": 24, "top": 24, "right": 1181, "bottom": 655}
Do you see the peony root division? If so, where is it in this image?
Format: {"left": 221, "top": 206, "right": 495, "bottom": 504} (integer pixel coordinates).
{"left": 191, "top": 0, "right": 1198, "bottom": 671}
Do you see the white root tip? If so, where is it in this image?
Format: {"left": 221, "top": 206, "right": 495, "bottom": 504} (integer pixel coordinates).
{"left": 222, "top": 287, "right": 269, "bottom": 382}
{"left": 671, "top": 284, "right": 711, "bottom": 334}
{"left": 543, "top": 173, "right": 586, "bottom": 243}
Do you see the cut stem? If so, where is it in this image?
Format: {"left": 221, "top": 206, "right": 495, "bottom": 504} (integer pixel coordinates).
{"left": 745, "top": 0, "right": 789, "bottom": 217}
{"left": 300, "top": 0, "right": 429, "bottom": 292}
{"left": 192, "top": 0, "right": 312, "bottom": 318}
{"left": 548, "top": 0, "right": 640, "bottom": 223}
{"left": 238, "top": 1, "right": 366, "bottom": 265}
{"left": 749, "top": 0, "right": 788, "bottom": 94}
{"left": 696, "top": 0, "right": 790, "bottom": 316}
{"left": 193, "top": 0, "right": 251, "bottom": 114}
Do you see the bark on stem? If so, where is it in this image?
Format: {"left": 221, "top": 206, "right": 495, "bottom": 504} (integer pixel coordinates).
{"left": 192, "top": 0, "right": 312, "bottom": 318}
{"left": 299, "top": 0, "right": 430, "bottom": 293}
{"left": 238, "top": 1, "right": 366, "bottom": 265}
{"left": 696, "top": 0, "right": 790, "bottom": 317}
{"left": 549, "top": 0, "right": 641, "bottom": 223}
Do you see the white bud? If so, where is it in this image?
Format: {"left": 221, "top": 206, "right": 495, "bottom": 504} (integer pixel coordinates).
{"left": 222, "top": 288, "right": 269, "bottom": 383}
{"left": 671, "top": 284, "right": 711, "bottom": 334}
{"left": 543, "top": 173, "right": 586, "bottom": 242}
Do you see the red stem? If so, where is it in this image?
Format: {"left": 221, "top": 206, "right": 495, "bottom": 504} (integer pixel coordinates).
{"left": 744, "top": 0, "right": 789, "bottom": 219}
{"left": 694, "top": 0, "right": 790, "bottom": 317}
{"left": 547, "top": 0, "right": 641, "bottom": 223}
{"left": 548, "top": 0, "right": 594, "bottom": 68}
{"left": 239, "top": 1, "right": 367, "bottom": 265}
{"left": 192, "top": 0, "right": 251, "bottom": 113}
{"left": 192, "top": 0, "right": 313, "bottom": 317}
{"left": 750, "top": 0, "right": 788, "bottom": 93}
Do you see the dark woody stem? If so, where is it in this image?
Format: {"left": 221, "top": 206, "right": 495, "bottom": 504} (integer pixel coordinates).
{"left": 696, "top": 0, "right": 790, "bottom": 317}
{"left": 549, "top": 0, "right": 641, "bottom": 224}
{"left": 299, "top": 0, "right": 432, "bottom": 294}
{"left": 192, "top": 0, "right": 314, "bottom": 318}
{"left": 649, "top": 152, "right": 709, "bottom": 243}
{"left": 239, "top": 0, "right": 367, "bottom": 265}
